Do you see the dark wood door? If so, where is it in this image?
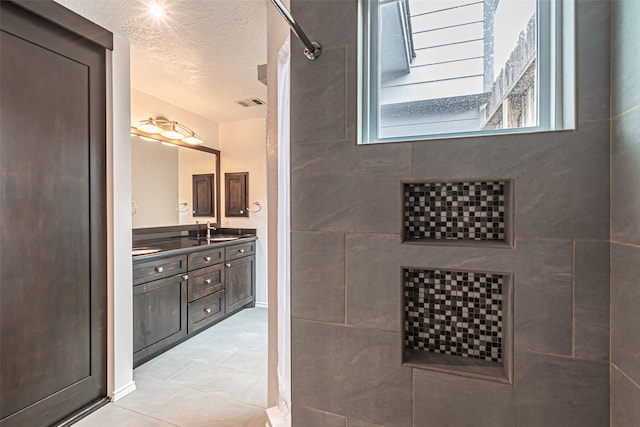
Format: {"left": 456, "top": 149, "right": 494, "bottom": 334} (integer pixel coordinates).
{"left": 0, "top": 2, "right": 109, "bottom": 426}
{"left": 225, "top": 172, "right": 249, "bottom": 217}
{"left": 192, "top": 173, "right": 214, "bottom": 217}
{"left": 225, "top": 256, "right": 256, "bottom": 314}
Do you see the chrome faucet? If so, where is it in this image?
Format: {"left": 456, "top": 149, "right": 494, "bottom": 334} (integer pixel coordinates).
{"left": 206, "top": 221, "right": 217, "bottom": 239}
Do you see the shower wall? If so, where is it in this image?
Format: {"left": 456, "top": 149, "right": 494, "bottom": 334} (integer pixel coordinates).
{"left": 611, "top": 0, "right": 640, "bottom": 425}
{"left": 289, "top": 1, "right": 611, "bottom": 426}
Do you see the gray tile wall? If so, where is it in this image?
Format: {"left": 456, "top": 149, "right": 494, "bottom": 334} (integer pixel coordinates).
{"left": 290, "top": 0, "right": 613, "bottom": 425}
{"left": 611, "top": 0, "right": 640, "bottom": 424}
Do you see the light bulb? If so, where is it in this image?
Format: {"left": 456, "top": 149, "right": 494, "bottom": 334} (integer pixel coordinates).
{"left": 182, "top": 135, "right": 203, "bottom": 145}
{"left": 162, "top": 129, "right": 184, "bottom": 139}
{"left": 137, "top": 118, "right": 161, "bottom": 134}
{"left": 149, "top": 3, "right": 164, "bottom": 18}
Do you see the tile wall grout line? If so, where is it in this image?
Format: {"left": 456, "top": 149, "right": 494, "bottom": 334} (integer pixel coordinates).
{"left": 411, "top": 367, "right": 415, "bottom": 427}
{"left": 611, "top": 103, "right": 640, "bottom": 120}
{"left": 344, "top": 232, "right": 348, "bottom": 325}
{"left": 611, "top": 362, "right": 640, "bottom": 390}
{"left": 515, "top": 347, "right": 610, "bottom": 364}
{"left": 609, "top": 240, "right": 640, "bottom": 249}
{"left": 572, "top": 239, "right": 576, "bottom": 358}
{"left": 411, "top": 143, "right": 415, "bottom": 178}
{"left": 344, "top": 45, "right": 348, "bottom": 141}
{"left": 609, "top": 14, "right": 614, "bottom": 421}
{"left": 291, "top": 316, "right": 401, "bottom": 334}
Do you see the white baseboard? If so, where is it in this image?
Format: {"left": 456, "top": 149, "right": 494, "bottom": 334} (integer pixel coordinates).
{"left": 255, "top": 301, "right": 268, "bottom": 309}
{"left": 266, "top": 406, "right": 290, "bottom": 427}
{"left": 111, "top": 381, "right": 136, "bottom": 402}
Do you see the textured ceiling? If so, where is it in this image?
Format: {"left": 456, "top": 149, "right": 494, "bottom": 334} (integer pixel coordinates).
{"left": 55, "top": 0, "right": 267, "bottom": 123}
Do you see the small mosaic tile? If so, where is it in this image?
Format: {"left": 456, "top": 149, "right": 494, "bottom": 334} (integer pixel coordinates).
{"left": 403, "top": 181, "right": 507, "bottom": 242}
{"left": 404, "top": 268, "right": 504, "bottom": 363}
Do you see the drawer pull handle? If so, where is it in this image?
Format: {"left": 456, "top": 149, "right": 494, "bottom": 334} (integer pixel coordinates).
{"left": 205, "top": 278, "right": 212, "bottom": 284}
{"left": 205, "top": 308, "right": 212, "bottom": 314}
{"left": 182, "top": 275, "right": 189, "bottom": 280}
{"left": 155, "top": 267, "right": 164, "bottom": 273}
{"left": 226, "top": 263, "right": 231, "bottom": 268}
{"left": 204, "top": 256, "right": 211, "bottom": 262}
{"left": 239, "top": 249, "right": 245, "bottom": 253}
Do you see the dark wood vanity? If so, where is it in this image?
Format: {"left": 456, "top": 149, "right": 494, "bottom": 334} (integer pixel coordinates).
{"left": 132, "top": 233, "right": 257, "bottom": 367}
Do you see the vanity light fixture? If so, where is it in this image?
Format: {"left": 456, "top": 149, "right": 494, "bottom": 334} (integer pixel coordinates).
{"left": 160, "top": 121, "right": 184, "bottom": 140}
{"left": 135, "top": 117, "right": 203, "bottom": 145}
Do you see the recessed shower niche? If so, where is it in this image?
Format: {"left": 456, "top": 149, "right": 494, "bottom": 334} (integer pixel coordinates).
{"left": 403, "top": 179, "right": 514, "bottom": 248}
{"left": 403, "top": 267, "right": 513, "bottom": 384}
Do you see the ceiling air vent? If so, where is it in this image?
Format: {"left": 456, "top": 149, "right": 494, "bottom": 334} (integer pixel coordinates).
{"left": 237, "top": 98, "right": 266, "bottom": 107}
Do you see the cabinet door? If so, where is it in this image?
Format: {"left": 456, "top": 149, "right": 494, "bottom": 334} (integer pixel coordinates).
{"left": 225, "top": 256, "right": 256, "bottom": 314}
{"left": 225, "top": 172, "right": 249, "bottom": 217}
{"left": 133, "top": 275, "right": 188, "bottom": 366}
{"left": 0, "top": 2, "right": 110, "bottom": 426}
{"left": 192, "top": 173, "right": 214, "bottom": 217}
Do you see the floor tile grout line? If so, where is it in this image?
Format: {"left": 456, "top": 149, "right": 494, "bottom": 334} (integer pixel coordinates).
{"left": 173, "top": 383, "right": 269, "bottom": 410}
{"left": 94, "top": 308, "right": 268, "bottom": 426}
{"left": 110, "top": 405, "right": 183, "bottom": 427}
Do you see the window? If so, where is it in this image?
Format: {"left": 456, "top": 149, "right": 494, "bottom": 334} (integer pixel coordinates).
{"left": 359, "top": 0, "right": 575, "bottom": 144}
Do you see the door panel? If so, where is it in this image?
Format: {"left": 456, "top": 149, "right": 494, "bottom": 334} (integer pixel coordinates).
{"left": 0, "top": 2, "right": 108, "bottom": 425}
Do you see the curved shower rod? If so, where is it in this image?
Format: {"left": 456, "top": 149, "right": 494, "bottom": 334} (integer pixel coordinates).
{"left": 270, "top": 0, "right": 322, "bottom": 60}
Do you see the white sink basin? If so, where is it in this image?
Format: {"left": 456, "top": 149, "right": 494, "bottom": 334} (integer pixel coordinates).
{"left": 132, "top": 247, "right": 162, "bottom": 255}
{"left": 207, "top": 236, "right": 240, "bottom": 242}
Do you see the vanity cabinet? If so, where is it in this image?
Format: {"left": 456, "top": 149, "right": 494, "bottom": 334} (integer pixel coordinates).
{"left": 133, "top": 238, "right": 256, "bottom": 366}
{"left": 133, "top": 255, "right": 188, "bottom": 365}
{"left": 225, "top": 241, "right": 256, "bottom": 314}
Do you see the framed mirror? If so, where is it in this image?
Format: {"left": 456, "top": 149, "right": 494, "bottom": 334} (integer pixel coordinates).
{"left": 131, "top": 128, "right": 221, "bottom": 229}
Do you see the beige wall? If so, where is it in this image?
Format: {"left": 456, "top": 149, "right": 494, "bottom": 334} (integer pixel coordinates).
{"left": 219, "top": 118, "right": 268, "bottom": 307}
{"left": 131, "top": 138, "right": 179, "bottom": 228}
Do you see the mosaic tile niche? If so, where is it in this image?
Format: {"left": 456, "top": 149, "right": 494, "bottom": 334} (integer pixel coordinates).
{"left": 403, "top": 180, "right": 513, "bottom": 247}
{"left": 403, "top": 267, "right": 513, "bottom": 383}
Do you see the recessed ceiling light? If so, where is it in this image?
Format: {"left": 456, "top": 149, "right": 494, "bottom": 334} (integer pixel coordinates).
{"left": 149, "top": 3, "right": 164, "bottom": 18}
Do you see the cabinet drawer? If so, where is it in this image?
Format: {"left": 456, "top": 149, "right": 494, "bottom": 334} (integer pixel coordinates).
{"left": 225, "top": 241, "right": 255, "bottom": 261}
{"left": 188, "top": 264, "right": 224, "bottom": 302}
{"left": 188, "top": 290, "right": 225, "bottom": 333}
{"left": 189, "top": 247, "right": 224, "bottom": 270}
{"left": 133, "top": 255, "right": 187, "bottom": 285}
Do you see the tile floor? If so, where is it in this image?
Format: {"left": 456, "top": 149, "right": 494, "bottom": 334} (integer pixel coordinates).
{"left": 77, "top": 308, "right": 268, "bottom": 427}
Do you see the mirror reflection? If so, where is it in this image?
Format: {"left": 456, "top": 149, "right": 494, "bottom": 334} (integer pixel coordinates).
{"left": 131, "top": 134, "right": 219, "bottom": 228}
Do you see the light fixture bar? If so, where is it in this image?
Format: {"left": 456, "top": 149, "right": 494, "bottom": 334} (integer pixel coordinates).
{"left": 135, "top": 117, "right": 203, "bottom": 145}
